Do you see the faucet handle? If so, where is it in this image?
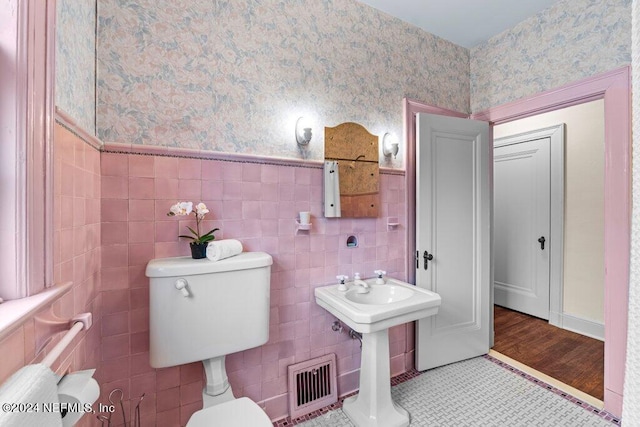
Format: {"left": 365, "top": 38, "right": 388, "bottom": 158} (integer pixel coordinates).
{"left": 336, "top": 275, "right": 349, "bottom": 292}
{"left": 354, "top": 272, "right": 361, "bottom": 280}
{"left": 374, "top": 270, "right": 386, "bottom": 278}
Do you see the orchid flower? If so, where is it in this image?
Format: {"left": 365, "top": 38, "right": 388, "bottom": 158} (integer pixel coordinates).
{"left": 167, "top": 201, "right": 219, "bottom": 244}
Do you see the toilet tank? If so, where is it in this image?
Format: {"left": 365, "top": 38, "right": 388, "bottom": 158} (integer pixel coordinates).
{"left": 146, "top": 252, "right": 272, "bottom": 368}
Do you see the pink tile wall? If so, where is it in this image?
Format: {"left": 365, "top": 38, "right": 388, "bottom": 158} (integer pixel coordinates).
{"left": 100, "top": 150, "right": 408, "bottom": 423}
{"left": 0, "top": 123, "right": 102, "bottom": 423}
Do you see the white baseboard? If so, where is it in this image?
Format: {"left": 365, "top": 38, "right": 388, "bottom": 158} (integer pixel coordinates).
{"left": 549, "top": 310, "right": 562, "bottom": 328}
{"left": 556, "top": 313, "right": 604, "bottom": 341}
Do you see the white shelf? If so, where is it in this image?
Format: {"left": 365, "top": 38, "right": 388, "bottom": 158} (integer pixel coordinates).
{"left": 296, "top": 221, "right": 312, "bottom": 231}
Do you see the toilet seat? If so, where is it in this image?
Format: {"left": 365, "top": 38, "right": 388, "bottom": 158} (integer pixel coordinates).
{"left": 187, "top": 397, "right": 272, "bottom": 426}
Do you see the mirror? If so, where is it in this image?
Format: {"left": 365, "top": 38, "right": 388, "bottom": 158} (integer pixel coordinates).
{"left": 324, "top": 122, "right": 379, "bottom": 218}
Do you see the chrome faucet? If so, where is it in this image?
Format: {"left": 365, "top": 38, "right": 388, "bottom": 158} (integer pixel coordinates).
{"left": 353, "top": 272, "right": 369, "bottom": 294}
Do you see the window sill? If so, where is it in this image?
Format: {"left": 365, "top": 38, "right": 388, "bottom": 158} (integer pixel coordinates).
{"left": 0, "top": 282, "right": 72, "bottom": 342}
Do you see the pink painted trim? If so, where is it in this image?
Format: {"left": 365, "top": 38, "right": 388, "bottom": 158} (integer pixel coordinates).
{"left": 601, "top": 68, "right": 631, "bottom": 419}
{"left": 14, "top": 0, "right": 30, "bottom": 299}
{"left": 379, "top": 167, "right": 405, "bottom": 176}
{"left": 44, "top": 0, "right": 56, "bottom": 289}
{"left": 471, "top": 67, "right": 628, "bottom": 124}
{"left": 55, "top": 108, "right": 102, "bottom": 150}
{"left": 102, "top": 142, "right": 324, "bottom": 168}
{"left": 402, "top": 98, "right": 469, "bottom": 284}
{"left": 472, "top": 66, "right": 631, "bottom": 418}
{"left": 99, "top": 142, "right": 139, "bottom": 155}
{"left": 28, "top": 1, "right": 49, "bottom": 293}
{"left": 102, "top": 142, "right": 405, "bottom": 176}
{"left": 0, "top": 282, "right": 72, "bottom": 342}
{"left": 605, "top": 389, "right": 623, "bottom": 421}
{"left": 102, "top": 141, "right": 406, "bottom": 176}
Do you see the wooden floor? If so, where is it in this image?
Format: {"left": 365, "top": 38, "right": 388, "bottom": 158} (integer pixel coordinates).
{"left": 493, "top": 305, "right": 604, "bottom": 400}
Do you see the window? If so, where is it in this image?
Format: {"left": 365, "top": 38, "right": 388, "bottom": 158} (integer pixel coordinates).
{"left": 0, "top": 0, "right": 55, "bottom": 301}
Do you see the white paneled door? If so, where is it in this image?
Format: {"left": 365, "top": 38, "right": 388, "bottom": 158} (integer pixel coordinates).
{"left": 493, "top": 136, "right": 551, "bottom": 320}
{"left": 415, "top": 114, "right": 491, "bottom": 371}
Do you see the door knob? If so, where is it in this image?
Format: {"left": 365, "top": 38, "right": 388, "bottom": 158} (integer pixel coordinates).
{"left": 538, "top": 236, "right": 546, "bottom": 250}
{"left": 423, "top": 251, "right": 434, "bottom": 270}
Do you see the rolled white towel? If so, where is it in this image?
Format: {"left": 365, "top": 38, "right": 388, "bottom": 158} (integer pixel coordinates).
{"left": 0, "top": 364, "right": 62, "bottom": 427}
{"left": 206, "top": 239, "right": 243, "bottom": 261}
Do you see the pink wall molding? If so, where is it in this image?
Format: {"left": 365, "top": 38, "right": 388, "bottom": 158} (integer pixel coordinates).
{"left": 101, "top": 141, "right": 405, "bottom": 176}
{"left": 56, "top": 108, "right": 102, "bottom": 150}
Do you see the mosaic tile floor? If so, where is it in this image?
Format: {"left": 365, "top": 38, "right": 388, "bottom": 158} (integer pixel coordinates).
{"left": 277, "top": 355, "right": 620, "bottom": 427}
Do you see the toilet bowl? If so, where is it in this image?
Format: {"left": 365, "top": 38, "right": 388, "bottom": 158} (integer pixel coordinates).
{"left": 145, "top": 252, "right": 273, "bottom": 426}
{"left": 187, "top": 397, "right": 271, "bottom": 426}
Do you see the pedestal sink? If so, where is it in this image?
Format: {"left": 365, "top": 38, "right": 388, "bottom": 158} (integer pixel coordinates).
{"left": 314, "top": 277, "right": 441, "bottom": 427}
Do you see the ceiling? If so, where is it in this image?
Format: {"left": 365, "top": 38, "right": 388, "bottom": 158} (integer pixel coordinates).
{"left": 355, "top": 0, "right": 560, "bottom": 48}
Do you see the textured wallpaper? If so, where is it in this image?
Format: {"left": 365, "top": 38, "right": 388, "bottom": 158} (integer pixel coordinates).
{"left": 470, "top": 0, "right": 632, "bottom": 112}
{"left": 623, "top": 0, "right": 639, "bottom": 422}
{"left": 96, "top": 0, "right": 470, "bottom": 164}
{"left": 56, "top": 0, "right": 96, "bottom": 134}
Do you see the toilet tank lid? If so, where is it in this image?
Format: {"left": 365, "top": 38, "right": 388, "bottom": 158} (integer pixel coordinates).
{"left": 145, "top": 252, "right": 272, "bottom": 278}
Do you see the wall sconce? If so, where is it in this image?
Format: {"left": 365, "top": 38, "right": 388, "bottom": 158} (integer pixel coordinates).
{"left": 295, "top": 117, "right": 312, "bottom": 146}
{"left": 382, "top": 133, "right": 399, "bottom": 158}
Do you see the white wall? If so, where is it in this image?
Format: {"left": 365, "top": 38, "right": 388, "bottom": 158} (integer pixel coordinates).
{"left": 494, "top": 100, "right": 605, "bottom": 325}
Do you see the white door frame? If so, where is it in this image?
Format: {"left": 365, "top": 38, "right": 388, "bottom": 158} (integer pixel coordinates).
{"left": 494, "top": 124, "right": 565, "bottom": 327}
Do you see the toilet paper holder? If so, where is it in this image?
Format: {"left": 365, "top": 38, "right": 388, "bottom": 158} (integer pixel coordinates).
{"left": 56, "top": 369, "right": 99, "bottom": 427}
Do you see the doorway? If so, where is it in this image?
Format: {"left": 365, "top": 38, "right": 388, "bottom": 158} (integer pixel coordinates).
{"left": 474, "top": 68, "right": 629, "bottom": 417}
{"left": 491, "top": 100, "right": 605, "bottom": 400}
{"left": 494, "top": 100, "right": 605, "bottom": 340}
{"left": 403, "top": 64, "right": 631, "bottom": 418}
{"left": 493, "top": 124, "right": 564, "bottom": 321}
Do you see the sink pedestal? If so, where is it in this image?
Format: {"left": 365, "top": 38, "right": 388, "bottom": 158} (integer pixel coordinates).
{"left": 314, "top": 278, "right": 441, "bottom": 426}
{"left": 343, "top": 329, "right": 409, "bottom": 427}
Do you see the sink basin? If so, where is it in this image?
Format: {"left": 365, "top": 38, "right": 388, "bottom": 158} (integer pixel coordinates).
{"left": 345, "top": 283, "right": 414, "bottom": 305}
{"left": 314, "top": 277, "right": 441, "bottom": 333}
{"left": 314, "top": 277, "right": 441, "bottom": 426}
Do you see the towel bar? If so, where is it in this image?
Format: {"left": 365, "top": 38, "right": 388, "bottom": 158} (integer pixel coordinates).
{"left": 41, "top": 313, "right": 92, "bottom": 368}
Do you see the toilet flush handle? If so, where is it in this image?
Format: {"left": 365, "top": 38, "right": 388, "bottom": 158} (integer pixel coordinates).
{"left": 175, "top": 279, "right": 190, "bottom": 297}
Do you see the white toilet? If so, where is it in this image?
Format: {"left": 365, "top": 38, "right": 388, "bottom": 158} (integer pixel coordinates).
{"left": 145, "top": 252, "right": 273, "bottom": 426}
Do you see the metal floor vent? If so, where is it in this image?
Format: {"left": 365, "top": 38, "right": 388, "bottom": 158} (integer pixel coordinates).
{"left": 287, "top": 353, "right": 337, "bottom": 419}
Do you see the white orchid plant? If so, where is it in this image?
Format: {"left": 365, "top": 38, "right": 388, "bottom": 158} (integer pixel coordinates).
{"left": 167, "top": 202, "right": 219, "bottom": 245}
